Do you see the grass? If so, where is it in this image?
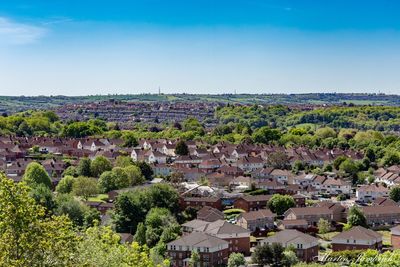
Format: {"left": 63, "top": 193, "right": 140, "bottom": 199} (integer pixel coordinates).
{"left": 378, "top": 230, "right": 391, "bottom": 246}
{"left": 318, "top": 231, "right": 340, "bottom": 241}
{"left": 87, "top": 194, "right": 109, "bottom": 203}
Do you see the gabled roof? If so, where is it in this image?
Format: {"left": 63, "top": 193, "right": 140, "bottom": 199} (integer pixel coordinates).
{"left": 239, "top": 209, "right": 276, "bottom": 221}
{"left": 332, "top": 226, "right": 382, "bottom": 242}
{"left": 262, "top": 229, "right": 318, "bottom": 245}
{"left": 167, "top": 232, "right": 228, "bottom": 248}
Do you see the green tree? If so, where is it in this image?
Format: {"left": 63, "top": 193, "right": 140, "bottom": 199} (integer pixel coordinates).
{"left": 56, "top": 175, "right": 75, "bottom": 194}
{"left": 0, "top": 173, "right": 79, "bottom": 266}
{"left": 175, "top": 140, "right": 189, "bottom": 156}
{"left": 318, "top": 218, "right": 331, "bottom": 234}
{"left": 23, "top": 162, "right": 52, "bottom": 188}
{"left": 347, "top": 206, "right": 367, "bottom": 228}
{"left": 252, "top": 126, "right": 282, "bottom": 144}
{"left": 29, "top": 184, "right": 56, "bottom": 212}
{"left": 267, "top": 194, "right": 295, "bottom": 216}
{"left": 390, "top": 186, "right": 400, "bottom": 202}
{"left": 77, "top": 157, "right": 92, "bottom": 177}
{"left": 72, "top": 176, "right": 99, "bottom": 201}
{"left": 124, "top": 165, "right": 145, "bottom": 185}
{"left": 134, "top": 222, "right": 147, "bottom": 245}
{"left": 189, "top": 250, "right": 200, "bottom": 267}
{"left": 315, "top": 127, "right": 337, "bottom": 139}
{"left": 122, "top": 131, "right": 139, "bottom": 147}
{"left": 267, "top": 151, "right": 289, "bottom": 169}
{"left": 115, "top": 155, "right": 133, "bottom": 168}
{"left": 134, "top": 161, "right": 154, "bottom": 180}
{"left": 228, "top": 252, "right": 246, "bottom": 267}
{"left": 91, "top": 156, "right": 113, "bottom": 177}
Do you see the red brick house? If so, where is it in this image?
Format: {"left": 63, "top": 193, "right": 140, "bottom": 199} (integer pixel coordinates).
{"left": 179, "top": 197, "right": 223, "bottom": 211}
{"left": 332, "top": 226, "right": 382, "bottom": 251}
{"left": 233, "top": 195, "right": 272, "bottom": 212}
{"left": 261, "top": 229, "right": 319, "bottom": 262}
{"left": 166, "top": 232, "right": 229, "bottom": 267}
{"left": 181, "top": 219, "right": 251, "bottom": 255}
{"left": 284, "top": 207, "right": 333, "bottom": 226}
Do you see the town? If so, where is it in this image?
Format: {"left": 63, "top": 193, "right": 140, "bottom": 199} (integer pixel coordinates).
{"left": 1, "top": 102, "right": 400, "bottom": 266}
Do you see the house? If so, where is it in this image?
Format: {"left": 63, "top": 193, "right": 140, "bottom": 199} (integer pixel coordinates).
{"left": 233, "top": 195, "right": 272, "bottom": 212}
{"left": 255, "top": 179, "right": 286, "bottom": 194}
{"left": 356, "top": 184, "right": 389, "bottom": 202}
{"left": 390, "top": 225, "right": 400, "bottom": 249}
{"left": 269, "top": 169, "right": 292, "bottom": 184}
{"left": 313, "top": 201, "right": 346, "bottom": 223}
{"left": 197, "top": 206, "right": 225, "bottom": 222}
{"left": 179, "top": 197, "right": 223, "bottom": 211}
{"left": 260, "top": 229, "right": 319, "bottom": 262}
{"left": 166, "top": 232, "right": 229, "bottom": 267}
{"left": 320, "top": 178, "right": 351, "bottom": 195}
{"left": 372, "top": 197, "right": 398, "bottom": 207}
{"left": 229, "top": 176, "right": 253, "bottom": 192}
{"left": 331, "top": 226, "right": 382, "bottom": 251}
{"left": 361, "top": 206, "right": 400, "bottom": 227}
{"left": 235, "top": 156, "right": 264, "bottom": 172}
{"left": 284, "top": 207, "right": 333, "bottom": 226}
{"left": 279, "top": 219, "right": 309, "bottom": 230}
{"left": 236, "top": 209, "right": 276, "bottom": 231}
{"left": 182, "top": 219, "right": 251, "bottom": 255}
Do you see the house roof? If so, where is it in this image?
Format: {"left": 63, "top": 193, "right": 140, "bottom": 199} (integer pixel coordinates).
{"left": 332, "top": 226, "right": 382, "bottom": 242}
{"left": 240, "top": 209, "right": 276, "bottom": 221}
{"left": 262, "top": 229, "right": 318, "bottom": 245}
{"left": 167, "top": 232, "right": 228, "bottom": 248}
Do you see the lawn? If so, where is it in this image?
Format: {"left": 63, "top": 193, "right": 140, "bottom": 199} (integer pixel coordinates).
{"left": 87, "top": 194, "right": 109, "bottom": 202}
{"left": 318, "top": 231, "right": 340, "bottom": 241}
{"left": 378, "top": 230, "right": 391, "bottom": 246}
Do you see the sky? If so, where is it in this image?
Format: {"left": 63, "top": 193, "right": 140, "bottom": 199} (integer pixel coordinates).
{"left": 1, "top": 0, "right": 400, "bottom": 96}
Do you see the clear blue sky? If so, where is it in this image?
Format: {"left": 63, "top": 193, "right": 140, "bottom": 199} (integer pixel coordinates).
{"left": 1, "top": 0, "right": 400, "bottom": 95}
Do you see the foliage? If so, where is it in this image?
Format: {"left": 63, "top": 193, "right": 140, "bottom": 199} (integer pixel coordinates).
{"left": 113, "top": 184, "right": 179, "bottom": 233}
{"left": 228, "top": 253, "right": 246, "bottom": 267}
{"left": 56, "top": 175, "right": 75, "bottom": 194}
{"left": 318, "top": 218, "right": 331, "bottom": 234}
{"left": 175, "top": 140, "right": 189, "bottom": 156}
{"left": 77, "top": 157, "right": 92, "bottom": 177}
{"left": 91, "top": 156, "right": 113, "bottom": 177}
{"left": 389, "top": 186, "right": 400, "bottom": 202}
{"left": 267, "top": 194, "right": 295, "bottom": 216}
{"left": 72, "top": 176, "right": 99, "bottom": 201}
{"left": 347, "top": 206, "right": 367, "bottom": 228}
{"left": 23, "top": 162, "right": 52, "bottom": 188}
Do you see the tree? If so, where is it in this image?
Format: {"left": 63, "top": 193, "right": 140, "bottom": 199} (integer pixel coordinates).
{"left": 144, "top": 207, "right": 179, "bottom": 247}
{"left": 315, "top": 127, "right": 337, "bottom": 139}
{"left": 189, "top": 250, "right": 200, "bottom": 267}
{"left": 56, "top": 175, "right": 75, "bottom": 194}
{"left": 134, "top": 222, "right": 147, "bottom": 245}
{"left": 23, "top": 162, "right": 52, "bottom": 188}
{"left": 228, "top": 253, "right": 246, "bottom": 267}
{"left": 134, "top": 161, "right": 154, "bottom": 180}
{"left": 317, "top": 218, "right": 331, "bottom": 234}
{"left": 267, "top": 151, "right": 289, "bottom": 169}
{"left": 347, "top": 206, "right": 367, "bottom": 228}
{"left": 382, "top": 151, "right": 400, "bottom": 166}
{"left": 113, "top": 184, "right": 179, "bottom": 233}
{"left": 0, "top": 173, "right": 79, "bottom": 266}
{"left": 390, "top": 186, "right": 400, "bottom": 202}
{"left": 124, "top": 165, "right": 145, "bottom": 185}
{"left": 175, "top": 140, "right": 189, "bottom": 156}
{"left": 122, "top": 132, "right": 139, "bottom": 147}
{"left": 252, "top": 243, "right": 284, "bottom": 266}
{"left": 77, "top": 157, "right": 92, "bottom": 177}
{"left": 252, "top": 126, "right": 282, "bottom": 144}
{"left": 333, "top": 155, "right": 347, "bottom": 170}
{"left": 91, "top": 156, "right": 112, "bottom": 177}
{"left": 282, "top": 250, "right": 299, "bottom": 267}
{"left": 72, "top": 176, "right": 99, "bottom": 201}
{"left": 267, "top": 194, "right": 295, "bottom": 216}
{"left": 115, "top": 155, "right": 133, "bottom": 168}
{"left": 29, "top": 184, "right": 56, "bottom": 212}
{"left": 62, "top": 165, "right": 78, "bottom": 177}
{"left": 98, "top": 171, "right": 118, "bottom": 193}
